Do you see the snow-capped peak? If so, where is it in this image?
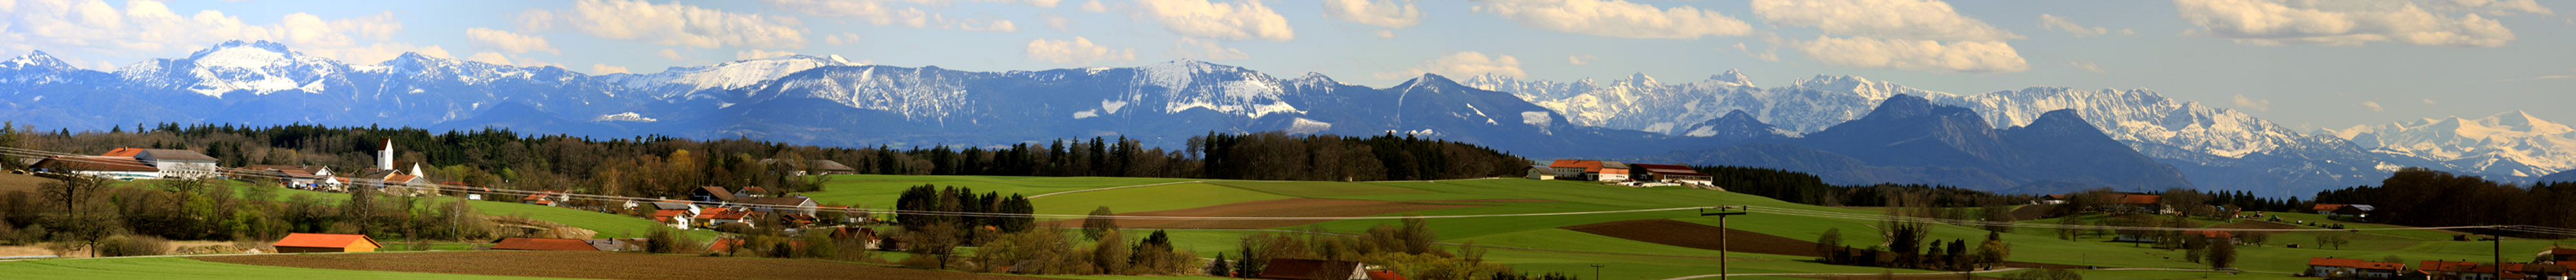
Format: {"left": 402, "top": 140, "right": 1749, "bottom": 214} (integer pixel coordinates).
{"left": 3, "top": 50, "right": 75, "bottom": 70}
{"left": 1709, "top": 69, "right": 1752, "bottom": 86}
{"left": 603, "top": 54, "right": 855, "bottom": 100}
{"left": 2328, "top": 110, "right": 2576, "bottom": 179}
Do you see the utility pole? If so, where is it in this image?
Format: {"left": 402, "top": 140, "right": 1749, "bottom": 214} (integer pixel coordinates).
{"left": 1591, "top": 264, "right": 1604, "bottom": 280}
{"left": 1702, "top": 206, "right": 1749, "bottom": 280}
{"left": 2496, "top": 232, "right": 2505, "bottom": 277}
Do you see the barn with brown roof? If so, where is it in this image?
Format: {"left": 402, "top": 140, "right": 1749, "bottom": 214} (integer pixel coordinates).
{"left": 273, "top": 233, "right": 381, "bottom": 253}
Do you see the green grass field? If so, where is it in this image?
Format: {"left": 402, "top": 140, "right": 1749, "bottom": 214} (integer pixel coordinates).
{"left": 24, "top": 174, "right": 2564, "bottom": 279}
{"left": 0, "top": 256, "right": 543, "bottom": 279}
{"left": 193, "top": 178, "right": 721, "bottom": 239}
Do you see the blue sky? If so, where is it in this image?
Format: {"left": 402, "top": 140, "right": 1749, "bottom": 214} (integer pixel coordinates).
{"left": 3, "top": 0, "right": 2570, "bottom": 132}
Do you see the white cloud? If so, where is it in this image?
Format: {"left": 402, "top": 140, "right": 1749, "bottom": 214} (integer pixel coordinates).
{"left": 2119, "top": 29, "right": 2137, "bottom": 35}
{"left": 1375, "top": 51, "right": 1526, "bottom": 79}
{"left": 2361, "top": 100, "right": 2385, "bottom": 113}
{"left": 569, "top": 0, "right": 806, "bottom": 48}
{"left": 1567, "top": 53, "right": 1594, "bottom": 65}
{"left": 1025, "top": 37, "right": 1134, "bottom": 64}
{"left": 1137, "top": 0, "right": 1295, "bottom": 41}
{"left": 952, "top": 18, "right": 1019, "bottom": 32}
{"left": 466, "top": 28, "right": 560, "bottom": 55}
{"left": 2067, "top": 59, "right": 2105, "bottom": 73}
{"left": 2421, "top": 98, "right": 2438, "bottom": 104}
{"left": 2039, "top": 14, "right": 2108, "bottom": 37}
{"left": 590, "top": 63, "right": 630, "bottom": 75}
{"left": 824, "top": 33, "right": 861, "bottom": 46}
{"left": 1323, "top": 0, "right": 1421, "bottom": 28}
{"left": 2231, "top": 94, "right": 2273, "bottom": 111}
{"left": 1731, "top": 42, "right": 1779, "bottom": 62}
{"left": 656, "top": 48, "right": 687, "bottom": 61}
{"left": 735, "top": 49, "right": 797, "bottom": 60}
{"left": 1168, "top": 38, "right": 1249, "bottom": 60}
{"left": 1376, "top": 30, "right": 1395, "bottom": 38}
{"left": 467, "top": 51, "right": 515, "bottom": 65}
{"left": 1751, "top": 0, "right": 2022, "bottom": 41}
{"left": 1473, "top": 0, "right": 1752, "bottom": 39}
{"left": 0, "top": 1, "right": 433, "bottom": 63}
{"left": 515, "top": 10, "right": 555, "bottom": 32}
{"left": 2174, "top": 0, "right": 2518, "bottom": 47}
{"left": 1795, "top": 36, "right": 2027, "bottom": 73}
{"left": 1043, "top": 14, "right": 1070, "bottom": 31}
{"left": 2427, "top": 0, "right": 2553, "bottom": 15}
{"left": 1082, "top": 0, "right": 1108, "bottom": 12}
{"left": 299, "top": 43, "right": 453, "bottom": 64}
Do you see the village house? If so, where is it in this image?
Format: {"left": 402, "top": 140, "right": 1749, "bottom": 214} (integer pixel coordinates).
{"left": 2034, "top": 194, "right": 2070, "bottom": 205}
{"left": 697, "top": 208, "right": 759, "bottom": 229}
{"left": 1627, "top": 163, "right": 1712, "bottom": 185}
{"left": 272, "top": 233, "right": 381, "bottom": 253}
{"left": 522, "top": 190, "right": 571, "bottom": 207}
{"left": 691, "top": 186, "right": 738, "bottom": 203}
{"left": 2539, "top": 248, "right": 2576, "bottom": 267}
{"left": 829, "top": 227, "right": 882, "bottom": 250}
{"left": 2307, "top": 257, "right": 2405, "bottom": 278}
{"left": 759, "top": 159, "right": 858, "bottom": 176}
{"left": 734, "top": 186, "right": 770, "bottom": 199}
{"left": 243, "top": 165, "right": 334, "bottom": 189}
{"left": 741, "top": 196, "right": 820, "bottom": 217}
{"left": 2313, "top": 203, "right": 2376, "bottom": 219}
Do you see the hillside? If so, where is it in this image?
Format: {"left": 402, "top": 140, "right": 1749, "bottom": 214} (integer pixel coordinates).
{"left": 1645, "top": 95, "right": 2194, "bottom": 193}
{"left": 793, "top": 174, "right": 2550, "bottom": 279}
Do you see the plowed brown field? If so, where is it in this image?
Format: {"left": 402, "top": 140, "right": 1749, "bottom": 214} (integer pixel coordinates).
{"left": 1562, "top": 219, "right": 2081, "bottom": 269}
{"left": 194, "top": 250, "right": 1050, "bottom": 280}
{"left": 1040, "top": 198, "right": 1481, "bottom": 229}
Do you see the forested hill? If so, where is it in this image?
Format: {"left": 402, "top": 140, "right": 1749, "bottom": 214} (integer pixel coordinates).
{"left": 0, "top": 124, "right": 1526, "bottom": 198}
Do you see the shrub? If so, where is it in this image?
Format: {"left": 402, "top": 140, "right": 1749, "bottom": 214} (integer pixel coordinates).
{"left": 96, "top": 235, "right": 170, "bottom": 257}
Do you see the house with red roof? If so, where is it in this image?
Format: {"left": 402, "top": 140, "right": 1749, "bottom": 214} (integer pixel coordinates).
{"left": 696, "top": 208, "right": 759, "bottom": 229}
{"left": 520, "top": 190, "right": 572, "bottom": 207}
{"left": 650, "top": 209, "right": 694, "bottom": 230}
{"left": 273, "top": 233, "right": 381, "bottom": 253}
{"left": 491, "top": 238, "right": 601, "bottom": 251}
{"left": 1546, "top": 160, "right": 1632, "bottom": 182}
{"left": 2307, "top": 257, "right": 2405, "bottom": 278}
{"left": 2414, "top": 260, "right": 2567, "bottom": 279}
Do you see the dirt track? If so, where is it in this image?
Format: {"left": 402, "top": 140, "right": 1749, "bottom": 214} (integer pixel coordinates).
{"left": 194, "top": 250, "right": 1052, "bottom": 280}
{"left": 1562, "top": 219, "right": 2081, "bottom": 269}
{"left": 1040, "top": 198, "right": 1480, "bottom": 229}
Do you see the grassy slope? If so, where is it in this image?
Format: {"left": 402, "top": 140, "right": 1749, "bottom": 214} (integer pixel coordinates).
{"left": 797, "top": 175, "right": 2572, "bottom": 279}
{"left": 0, "top": 256, "right": 546, "bottom": 279}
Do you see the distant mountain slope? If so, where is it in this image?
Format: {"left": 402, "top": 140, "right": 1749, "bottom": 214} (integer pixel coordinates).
{"left": 1648, "top": 95, "right": 2194, "bottom": 193}
{"left": 2325, "top": 111, "right": 2576, "bottom": 178}
{"left": 2541, "top": 169, "right": 2576, "bottom": 183}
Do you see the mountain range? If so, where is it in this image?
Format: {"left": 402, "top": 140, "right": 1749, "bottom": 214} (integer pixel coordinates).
{"left": 1, "top": 41, "right": 2563, "bottom": 196}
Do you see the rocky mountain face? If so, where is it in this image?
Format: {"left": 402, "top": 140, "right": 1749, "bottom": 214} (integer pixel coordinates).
{"left": 0, "top": 40, "right": 2546, "bottom": 195}
{"left": 1645, "top": 95, "right": 2194, "bottom": 193}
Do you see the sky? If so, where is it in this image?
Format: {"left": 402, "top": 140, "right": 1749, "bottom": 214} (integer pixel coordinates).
{"left": 1, "top": 0, "right": 2571, "bottom": 133}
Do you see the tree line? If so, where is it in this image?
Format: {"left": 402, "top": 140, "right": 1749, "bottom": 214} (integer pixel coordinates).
{"left": 1, "top": 123, "right": 1526, "bottom": 203}
{"left": 0, "top": 174, "right": 500, "bottom": 257}
{"left": 2311, "top": 167, "right": 2576, "bottom": 237}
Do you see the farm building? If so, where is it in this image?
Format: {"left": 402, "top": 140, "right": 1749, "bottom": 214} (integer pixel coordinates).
{"left": 1546, "top": 160, "right": 1631, "bottom": 182}
{"left": 2306, "top": 257, "right": 2403, "bottom": 278}
{"left": 1627, "top": 163, "right": 1711, "bottom": 185}
{"left": 101, "top": 148, "right": 219, "bottom": 179}
{"left": 272, "top": 233, "right": 381, "bottom": 253}
{"left": 1523, "top": 165, "right": 1554, "bottom": 180}
{"left": 243, "top": 165, "right": 336, "bottom": 189}
{"left": 2313, "top": 203, "right": 2375, "bottom": 218}
{"left": 491, "top": 238, "right": 600, "bottom": 251}
{"left": 1258, "top": 258, "right": 1366, "bottom": 280}
{"left": 741, "top": 196, "right": 819, "bottom": 216}
{"left": 30, "top": 156, "right": 160, "bottom": 180}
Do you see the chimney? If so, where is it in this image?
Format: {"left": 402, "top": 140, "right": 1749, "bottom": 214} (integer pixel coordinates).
{"left": 377, "top": 138, "right": 394, "bottom": 171}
